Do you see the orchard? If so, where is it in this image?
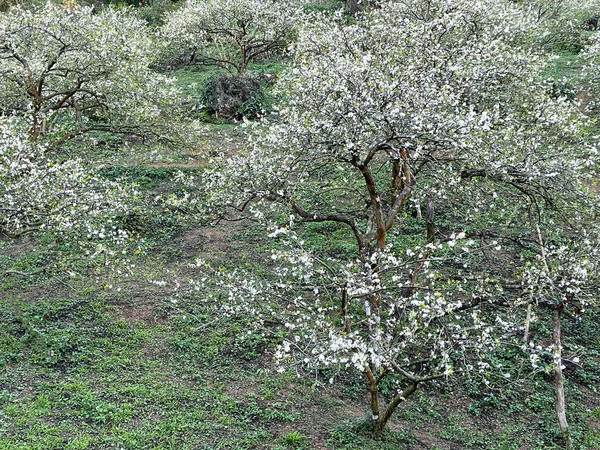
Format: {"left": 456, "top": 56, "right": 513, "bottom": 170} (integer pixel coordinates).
{"left": 1, "top": 1, "right": 599, "bottom": 448}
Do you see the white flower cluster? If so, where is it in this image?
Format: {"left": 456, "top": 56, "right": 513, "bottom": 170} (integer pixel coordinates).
{"left": 0, "top": 117, "right": 141, "bottom": 259}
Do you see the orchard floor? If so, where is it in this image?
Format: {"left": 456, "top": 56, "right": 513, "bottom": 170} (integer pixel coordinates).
{"left": 1, "top": 122, "right": 599, "bottom": 450}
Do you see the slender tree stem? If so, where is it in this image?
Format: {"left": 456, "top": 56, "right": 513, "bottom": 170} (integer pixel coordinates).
{"left": 553, "top": 305, "right": 572, "bottom": 449}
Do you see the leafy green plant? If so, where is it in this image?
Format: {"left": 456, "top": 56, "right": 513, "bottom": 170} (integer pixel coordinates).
{"left": 281, "top": 431, "right": 308, "bottom": 449}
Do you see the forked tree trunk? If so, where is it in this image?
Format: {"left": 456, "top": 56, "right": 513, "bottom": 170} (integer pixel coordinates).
{"left": 553, "top": 306, "right": 572, "bottom": 450}
{"left": 366, "top": 370, "right": 382, "bottom": 435}
{"left": 367, "top": 371, "right": 419, "bottom": 439}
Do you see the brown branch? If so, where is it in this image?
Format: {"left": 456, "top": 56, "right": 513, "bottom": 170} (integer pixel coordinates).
{"left": 290, "top": 201, "right": 365, "bottom": 250}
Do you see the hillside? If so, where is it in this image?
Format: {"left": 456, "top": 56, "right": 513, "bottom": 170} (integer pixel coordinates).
{"left": 1, "top": 1, "right": 600, "bottom": 449}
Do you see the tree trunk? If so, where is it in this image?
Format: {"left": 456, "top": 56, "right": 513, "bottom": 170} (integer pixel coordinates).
{"left": 426, "top": 196, "right": 435, "bottom": 243}
{"left": 372, "top": 381, "right": 419, "bottom": 439}
{"left": 345, "top": 0, "right": 361, "bottom": 17}
{"left": 30, "top": 110, "right": 43, "bottom": 142}
{"left": 553, "top": 306, "right": 572, "bottom": 450}
{"left": 523, "top": 303, "right": 532, "bottom": 343}
{"left": 524, "top": 224, "right": 544, "bottom": 344}
{"left": 373, "top": 419, "right": 385, "bottom": 440}
{"left": 341, "top": 285, "right": 351, "bottom": 333}
{"left": 366, "top": 370, "right": 382, "bottom": 437}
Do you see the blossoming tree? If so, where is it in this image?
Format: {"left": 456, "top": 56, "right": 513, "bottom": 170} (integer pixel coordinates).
{"left": 0, "top": 4, "right": 178, "bottom": 144}
{"left": 523, "top": 0, "right": 600, "bottom": 50}
{"left": 0, "top": 4, "right": 169, "bottom": 275}
{"left": 160, "top": 0, "right": 305, "bottom": 75}
{"left": 520, "top": 230, "right": 600, "bottom": 450}
{"left": 177, "top": 0, "right": 600, "bottom": 437}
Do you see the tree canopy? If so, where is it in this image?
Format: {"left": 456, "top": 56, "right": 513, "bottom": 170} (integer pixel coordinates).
{"left": 161, "top": 0, "right": 305, "bottom": 74}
